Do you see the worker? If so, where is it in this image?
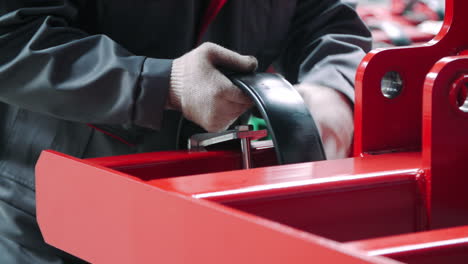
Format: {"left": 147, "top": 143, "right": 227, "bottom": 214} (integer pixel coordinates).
{"left": 0, "top": 1, "right": 371, "bottom": 263}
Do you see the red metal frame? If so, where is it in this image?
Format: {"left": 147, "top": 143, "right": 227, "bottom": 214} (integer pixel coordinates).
{"left": 357, "top": 5, "right": 436, "bottom": 45}
{"left": 355, "top": 0, "right": 468, "bottom": 155}
{"left": 36, "top": 0, "right": 468, "bottom": 263}
{"left": 347, "top": 226, "right": 468, "bottom": 263}
{"left": 36, "top": 151, "right": 402, "bottom": 264}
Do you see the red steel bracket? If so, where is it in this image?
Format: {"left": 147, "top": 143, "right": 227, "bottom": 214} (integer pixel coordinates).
{"left": 355, "top": 0, "right": 468, "bottom": 155}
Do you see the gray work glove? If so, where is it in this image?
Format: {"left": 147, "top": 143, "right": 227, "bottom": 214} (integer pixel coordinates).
{"left": 168, "top": 42, "right": 258, "bottom": 132}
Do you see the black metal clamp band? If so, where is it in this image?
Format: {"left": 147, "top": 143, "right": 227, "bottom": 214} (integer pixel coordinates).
{"left": 229, "top": 73, "right": 326, "bottom": 164}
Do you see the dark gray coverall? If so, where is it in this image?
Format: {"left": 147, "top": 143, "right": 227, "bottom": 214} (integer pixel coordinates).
{"left": 0, "top": 0, "right": 371, "bottom": 263}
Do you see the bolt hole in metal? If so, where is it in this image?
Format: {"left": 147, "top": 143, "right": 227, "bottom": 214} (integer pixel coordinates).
{"left": 453, "top": 79, "right": 468, "bottom": 113}
{"left": 381, "top": 71, "right": 403, "bottom": 99}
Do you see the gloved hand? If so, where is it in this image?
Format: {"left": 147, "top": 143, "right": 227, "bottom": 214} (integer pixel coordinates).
{"left": 295, "top": 84, "right": 354, "bottom": 160}
{"left": 168, "top": 42, "right": 258, "bottom": 132}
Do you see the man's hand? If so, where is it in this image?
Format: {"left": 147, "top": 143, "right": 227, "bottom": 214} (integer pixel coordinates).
{"left": 295, "top": 84, "right": 354, "bottom": 160}
{"left": 168, "top": 42, "right": 258, "bottom": 132}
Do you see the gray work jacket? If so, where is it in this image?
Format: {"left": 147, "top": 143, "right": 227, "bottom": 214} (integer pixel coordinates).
{"left": 0, "top": 0, "right": 371, "bottom": 189}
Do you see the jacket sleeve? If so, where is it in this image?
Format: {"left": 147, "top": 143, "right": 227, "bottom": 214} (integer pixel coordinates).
{"left": 276, "top": 0, "right": 372, "bottom": 103}
{"left": 0, "top": 0, "right": 171, "bottom": 130}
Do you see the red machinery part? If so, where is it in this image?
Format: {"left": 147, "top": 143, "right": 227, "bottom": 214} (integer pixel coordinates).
{"left": 357, "top": 0, "right": 444, "bottom": 46}
{"left": 357, "top": 6, "right": 435, "bottom": 46}
{"left": 347, "top": 226, "right": 468, "bottom": 263}
{"left": 36, "top": 0, "right": 468, "bottom": 263}
{"left": 36, "top": 151, "right": 404, "bottom": 264}
{"left": 391, "top": 0, "right": 442, "bottom": 21}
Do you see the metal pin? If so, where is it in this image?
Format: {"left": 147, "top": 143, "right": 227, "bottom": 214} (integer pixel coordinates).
{"left": 189, "top": 125, "right": 266, "bottom": 170}
{"left": 240, "top": 137, "right": 252, "bottom": 169}
{"left": 236, "top": 125, "right": 252, "bottom": 169}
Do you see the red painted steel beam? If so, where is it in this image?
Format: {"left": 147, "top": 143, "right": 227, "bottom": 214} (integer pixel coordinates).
{"left": 36, "top": 150, "right": 401, "bottom": 264}
{"left": 346, "top": 225, "right": 468, "bottom": 263}
{"left": 150, "top": 152, "right": 422, "bottom": 200}
{"left": 150, "top": 152, "right": 427, "bottom": 242}
{"left": 85, "top": 141, "right": 277, "bottom": 180}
